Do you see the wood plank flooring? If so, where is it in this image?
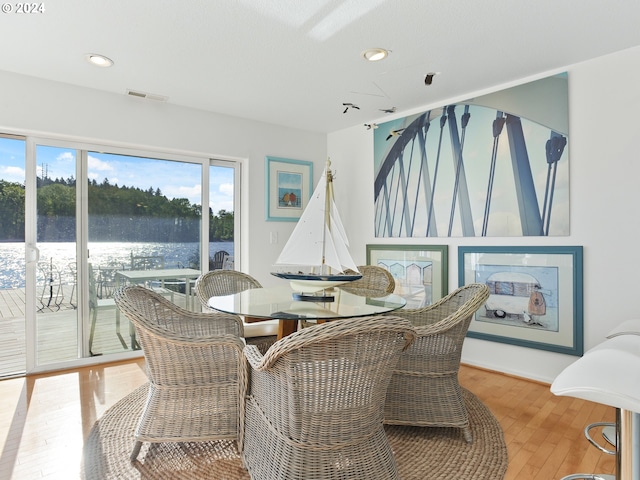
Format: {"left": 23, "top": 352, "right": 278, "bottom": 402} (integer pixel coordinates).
{"left": 0, "top": 361, "right": 616, "bottom": 479}
{"left": 461, "top": 366, "right": 616, "bottom": 479}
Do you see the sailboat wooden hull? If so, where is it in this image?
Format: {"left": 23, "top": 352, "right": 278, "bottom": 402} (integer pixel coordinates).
{"left": 271, "top": 272, "right": 362, "bottom": 293}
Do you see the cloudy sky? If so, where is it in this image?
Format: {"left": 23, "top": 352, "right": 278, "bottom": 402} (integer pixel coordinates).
{"left": 0, "top": 137, "right": 234, "bottom": 214}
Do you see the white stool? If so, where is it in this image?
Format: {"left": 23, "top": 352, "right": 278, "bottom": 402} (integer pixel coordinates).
{"left": 551, "top": 335, "right": 640, "bottom": 480}
{"left": 606, "top": 319, "right": 640, "bottom": 339}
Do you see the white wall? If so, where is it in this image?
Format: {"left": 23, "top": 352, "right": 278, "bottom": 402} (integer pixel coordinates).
{"left": 0, "top": 70, "right": 326, "bottom": 285}
{"left": 3, "top": 40, "right": 640, "bottom": 383}
{"left": 328, "top": 45, "right": 640, "bottom": 383}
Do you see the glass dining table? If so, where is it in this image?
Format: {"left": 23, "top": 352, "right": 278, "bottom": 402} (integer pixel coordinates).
{"left": 208, "top": 285, "right": 407, "bottom": 339}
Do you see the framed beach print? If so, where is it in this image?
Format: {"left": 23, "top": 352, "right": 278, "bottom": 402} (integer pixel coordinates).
{"left": 367, "top": 244, "right": 448, "bottom": 308}
{"left": 458, "top": 246, "right": 583, "bottom": 356}
{"left": 265, "top": 156, "right": 313, "bottom": 222}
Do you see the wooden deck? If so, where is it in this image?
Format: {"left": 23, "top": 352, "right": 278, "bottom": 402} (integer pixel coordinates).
{"left": 0, "top": 287, "right": 26, "bottom": 319}
{"left": 0, "top": 285, "right": 194, "bottom": 377}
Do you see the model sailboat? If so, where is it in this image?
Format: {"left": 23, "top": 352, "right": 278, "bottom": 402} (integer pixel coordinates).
{"left": 272, "top": 158, "right": 362, "bottom": 299}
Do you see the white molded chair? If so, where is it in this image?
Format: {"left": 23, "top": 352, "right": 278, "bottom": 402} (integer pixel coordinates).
{"left": 88, "top": 263, "right": 118, "bottom": 355}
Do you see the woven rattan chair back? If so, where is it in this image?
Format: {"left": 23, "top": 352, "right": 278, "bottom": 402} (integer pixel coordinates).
{"left": 383, "top": 283, "right": 490, "bottom": 442}
{"left": 113, "top": 285, "right": 247, "bottom": 461}
{"left": 242, "top": 315, "right": 416, "bottom": 480}
{"left": 194, "top": 270, "right": 262, "bottom": 309}
{"left": 195, "top": 270, "right": 278, "bottom": 348}
{"left": 341, "top": 265, "right": 395, "bottom": 296}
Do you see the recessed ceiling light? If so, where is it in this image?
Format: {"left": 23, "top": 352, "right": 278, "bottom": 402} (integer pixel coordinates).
{"left": 86, "top": 54, "right": 114, "bottom": 67}
{"left": 362, "top": 48, "right": 389, "bottom": 62}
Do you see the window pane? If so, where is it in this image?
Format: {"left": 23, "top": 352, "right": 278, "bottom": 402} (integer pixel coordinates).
{"left": 87, "top": 152, "right": 202, "bottom": 355}
{"left": 0, "top": 136, "right": 26, "bottom": 376}
{"left": 208, "top": 164, "right": 235, "bottom": 270}
{"left": 36, "top": 145, "right": 78, "bottom": 366}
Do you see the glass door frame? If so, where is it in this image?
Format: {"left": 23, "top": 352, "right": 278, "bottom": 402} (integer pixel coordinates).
{"left": 21, "top": 137, "right": 241, "bottom": 374}
{"left": 206, "top": 157, "right": 242, "bottom": 275}
{"left": 25, "top": 138, "right": 90, "bottom": 373}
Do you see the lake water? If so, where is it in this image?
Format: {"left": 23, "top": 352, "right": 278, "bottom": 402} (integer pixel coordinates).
{"left": 0, "top": 241, "right": 234, "bottom": 289}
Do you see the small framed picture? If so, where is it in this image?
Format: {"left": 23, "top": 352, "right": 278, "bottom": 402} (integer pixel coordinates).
{"left": 265, "top": 156, "right": 314, "bottom": 222}
{"left": 366, "top": 244, "right": 448, "bottom": 308}
{"left": 458, "top": 245, "right": 583, "bottom": 356}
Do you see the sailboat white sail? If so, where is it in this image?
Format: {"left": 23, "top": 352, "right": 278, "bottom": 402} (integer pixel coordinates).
{"left": 272, "top": 159, "right": 361, "bottom": 294}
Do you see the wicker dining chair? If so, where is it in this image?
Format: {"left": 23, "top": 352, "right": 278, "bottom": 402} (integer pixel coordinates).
{"left": 195, "top": 269, "right": 262, "bottom": 302}
{"left": 242, "top": 315, "right": 416, "bottom": 480}
{"left": 113, "top": 285, "right": 248, "bottom": 461}
{"left": 195, "top": 270, "right": 278, "bottom": 351}
{"left": 341, "top": 265, "right": 396, "bottom": 296}
{"left": 383, "top": 283, "right": 490, "bottom": 443}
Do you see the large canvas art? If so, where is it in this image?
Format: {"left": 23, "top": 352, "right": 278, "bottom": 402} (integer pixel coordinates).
{"left": 373, "top": 73, "right": 569, "bottom": 237}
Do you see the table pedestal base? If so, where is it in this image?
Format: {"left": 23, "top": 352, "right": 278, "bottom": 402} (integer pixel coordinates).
{"left": 277, "top": 320, "right": 298, "bottom": 339}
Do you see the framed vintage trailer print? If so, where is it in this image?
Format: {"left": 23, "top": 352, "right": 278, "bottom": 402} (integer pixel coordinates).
{"left": 458, "top": 245, "right": 583, "bottom": 356}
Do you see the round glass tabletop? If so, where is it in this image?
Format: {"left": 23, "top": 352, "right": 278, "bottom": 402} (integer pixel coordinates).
{"left": 208, "top": 285, "right": 406, "bottom": 320}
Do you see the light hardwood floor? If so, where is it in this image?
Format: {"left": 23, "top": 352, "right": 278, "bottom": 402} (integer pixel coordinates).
{"left": 0, "top": 360, "right": 616, "bottom": 479}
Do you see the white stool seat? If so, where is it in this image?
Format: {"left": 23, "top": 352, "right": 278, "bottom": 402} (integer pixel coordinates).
{"left": 552, "top": 334, "right": 640, "bottom": 480}
{"left": 607, "top": 319, "right": 640, "bottom": 338}
{"left": 551, "top": 335, "right": 640, "bottom": 412}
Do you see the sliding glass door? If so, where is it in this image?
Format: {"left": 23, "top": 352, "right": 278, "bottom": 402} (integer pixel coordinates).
{"left": 86, "top": 151, "right": 202, "bottom": 356}
{"left": 208, "top": 162, "right": 237, "bottom": 271}
{"left": 0, "top": 139, "right": 80, "bottom": 374}
{"left": 0, "top": 135, "right": 27, "bottom": 377}
{"left": 0, "top": 133, "right": 239, "bottom": 376}
{"left": 34, "top": 145, "right": 79, "bottom": 366}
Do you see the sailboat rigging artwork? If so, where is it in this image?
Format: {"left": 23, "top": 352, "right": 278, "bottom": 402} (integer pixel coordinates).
{"left": 272, "top": 158, "right": 362, "bottom": 300}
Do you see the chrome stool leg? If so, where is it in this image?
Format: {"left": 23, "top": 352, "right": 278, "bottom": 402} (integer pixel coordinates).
{"left": 602, "top": 425, "right": 616, "bottom": 447}
{"left": 585, "top": 422, "right": 617, "bottom": 455}
{"left": 560, "top": 476, "right": 615, "bottom": 480}
{"left": 560, "top": 422, "right": 616, "bottom": 480}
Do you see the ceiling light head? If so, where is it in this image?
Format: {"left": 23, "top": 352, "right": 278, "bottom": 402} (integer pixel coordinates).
{"left": 86, "top": 54, "right": 114, "bottom": 68}
{"left": 362, "top": 48, "right": 389, "bottom": 62}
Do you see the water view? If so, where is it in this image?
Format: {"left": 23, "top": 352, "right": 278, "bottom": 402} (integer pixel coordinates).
{"left": 0, "top": 241, "right": 234, "bottom": 289}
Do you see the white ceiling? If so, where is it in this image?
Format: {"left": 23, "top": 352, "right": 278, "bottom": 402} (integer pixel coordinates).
{"left": 2, "top": 0, "right": 640, "bottom": 133}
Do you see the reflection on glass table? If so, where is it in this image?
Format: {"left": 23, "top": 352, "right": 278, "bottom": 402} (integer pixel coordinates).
{"left": 208, "top": 285, "right": 406, "bottom": 339}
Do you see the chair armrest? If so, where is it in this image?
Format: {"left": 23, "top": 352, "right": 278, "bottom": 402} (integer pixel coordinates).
{"left": 139, "top": 327, "right": 246, "bottom": 351}
{"left": 391, "top": 284, "right": 489, "bottom": 334}
{"left": 413, "top": 311, "right": 463, "bottom": 336}
{"left": 243, "top": 344, "right": 283, "bottom": 409}
{"left": 175, "top": 311, "right": 244, "bottom": 337}
{"left": 133, "top": 299, "right": 244, "bottom": 337}
{"left": 244, "top": 344, "right": 264, "bottom": 370}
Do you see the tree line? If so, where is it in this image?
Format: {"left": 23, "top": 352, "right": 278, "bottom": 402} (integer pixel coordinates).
{"left": 0, "top": 176, "right": 234, "bottom": 242}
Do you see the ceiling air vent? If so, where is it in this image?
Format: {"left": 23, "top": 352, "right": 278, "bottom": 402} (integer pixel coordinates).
{"left": 126, "top": 89, "right": 168, "bottom": 102}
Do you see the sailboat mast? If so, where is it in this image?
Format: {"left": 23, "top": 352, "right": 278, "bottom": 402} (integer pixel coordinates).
{"left": 322, "top": 158, "right": 333, "bottom": 274}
